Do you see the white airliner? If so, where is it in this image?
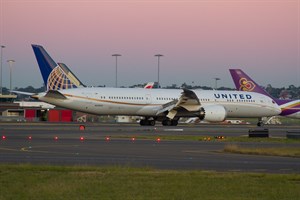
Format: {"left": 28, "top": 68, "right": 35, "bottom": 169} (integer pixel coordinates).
{"left": 30, "top": 45, "right": 281, "bottom": 126}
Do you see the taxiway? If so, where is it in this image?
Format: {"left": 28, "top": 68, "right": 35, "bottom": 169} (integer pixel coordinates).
{"left": 1, "top": 123, "right": 299, "bottom": 173}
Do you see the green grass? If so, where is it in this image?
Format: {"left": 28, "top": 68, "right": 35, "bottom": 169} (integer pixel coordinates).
{"left": 224, "top": 144, "right": 300, "bottom": 157}
{"left": 112, "top": 134, "right": 300, "bottom": 143}
{"left": 241, "top": 117, "right": 300, "bottom": 125}
{"left": 0, "top": 164, "right": 299, "bottom": 200}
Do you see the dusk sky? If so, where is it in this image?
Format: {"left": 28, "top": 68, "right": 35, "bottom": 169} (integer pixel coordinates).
{"left": 0, "top": 0, "right": 299, "bottom": 89}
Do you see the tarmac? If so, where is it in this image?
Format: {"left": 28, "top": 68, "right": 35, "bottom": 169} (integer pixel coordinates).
{"left": 1, "top": 123, "right": 300, "bottom": 173}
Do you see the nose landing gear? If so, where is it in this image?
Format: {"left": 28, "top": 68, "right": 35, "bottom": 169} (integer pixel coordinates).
{"left": 257, "top": 117, "right": 264, "bottom": 127}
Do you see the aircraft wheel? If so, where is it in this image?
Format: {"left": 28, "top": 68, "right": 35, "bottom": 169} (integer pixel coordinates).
{"left": 167, "top": 120, "right": 172, "bottom": 126}
{"left": 140, "top": 119, "right": 145, "bottom": 126}
{"left": 140, "top": 119, "right": 155, "bottom": 126}
{"left": 257, "top": 121, "right": 264, "bottom": 127}
{"left": 162, "top": 120, "right": 172, "bottom": 126}
{"left": 171, "top": 120, "right": 178, "bottom": 126}
{"left": 162, "top": 120, "right": 168, "bottom": 126}
{"left": 149, "top": 120, "right": 156, "bottom": 126}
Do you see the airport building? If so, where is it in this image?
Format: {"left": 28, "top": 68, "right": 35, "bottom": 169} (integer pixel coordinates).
{"left": 0, "top": 94, "right": 20, "bottom": 121}
{"left": 0, "top": 95, "right": 130, "bottom": 123}
{"left": 0, "top": 94, "right": 75, "bottom": 122}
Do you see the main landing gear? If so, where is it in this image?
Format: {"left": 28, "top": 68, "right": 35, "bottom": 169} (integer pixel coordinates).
{"left": 140, "top": 119, "right": 156, "bottom": 126}
{"left": 161, "top": 119, "right": 178, "bottom": 126}
{"left": 139, "top": 117, "right": 179, "bottom": 126}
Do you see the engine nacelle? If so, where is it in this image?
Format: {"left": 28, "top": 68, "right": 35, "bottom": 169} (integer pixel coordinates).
{"left": 199, "top": 105, "right": 227, "bottom": 122}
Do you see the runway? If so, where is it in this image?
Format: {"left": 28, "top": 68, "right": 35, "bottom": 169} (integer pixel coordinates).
{"left": 1, "top": 123, "right": 300, "bottom": 173}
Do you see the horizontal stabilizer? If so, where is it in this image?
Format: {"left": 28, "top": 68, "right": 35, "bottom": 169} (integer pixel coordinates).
{"left": 10, "top": 90, "right": 35, "bottom": 96}
{"left": 44, "top": 90, "right": 67, "bottom": 99}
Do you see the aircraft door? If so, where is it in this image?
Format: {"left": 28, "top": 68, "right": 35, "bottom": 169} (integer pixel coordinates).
{"left": 145, "top": 94, "right": 152, "bottom": 104}
{"left": 260, "top": 96, "right": 266, "bottom": 104}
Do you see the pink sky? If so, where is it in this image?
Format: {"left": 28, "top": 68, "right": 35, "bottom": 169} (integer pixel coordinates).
{"left": 0, "top": 0, "right": 299, "bottom": 88}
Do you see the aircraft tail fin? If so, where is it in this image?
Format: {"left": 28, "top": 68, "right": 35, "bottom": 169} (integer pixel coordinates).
{"left": 144, "top": 82, "right": 159, "bottom": 89}
{"left": 57, "top": 63, "right": 86, "bottom": 87}
{"left": 229, "top": 69, "right": 271, "bottom": 97}
{"left": 32, "top": 44, "right": 57, "bottom": 87}
{"left": 32, "top": 45, "right": 85, "bottom": 90}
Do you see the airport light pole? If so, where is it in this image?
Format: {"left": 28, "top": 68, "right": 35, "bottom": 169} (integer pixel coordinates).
{"left": 7, "top": 60, "right": 15, "bottom": 94}
{"left": 0, "top": 45, "right": 5, "bottom": 95}
{"left": 155, "top": 54, "right": 163, "bottom": 88}
{"left": 214, "top": 77, "right": 220, "bottom": 90}
{"left": 112, "top": 54, "right": 121, "bottom": 87}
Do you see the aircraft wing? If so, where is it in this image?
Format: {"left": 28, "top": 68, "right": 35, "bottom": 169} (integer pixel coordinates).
{"left": 156, "top": 88, "right": 201, "bottom": 119}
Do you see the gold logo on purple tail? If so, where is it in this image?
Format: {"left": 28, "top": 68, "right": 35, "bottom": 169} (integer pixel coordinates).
{"left": 239, "top": 78, "right": 255, "bottom": 91}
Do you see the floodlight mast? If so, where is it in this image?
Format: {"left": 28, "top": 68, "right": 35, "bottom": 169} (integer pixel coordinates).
{"left": 112, "top": 54, "right": 121, "bottom": 87}
{"left": 155, "top": 54, "right": 163, "bottom": 88}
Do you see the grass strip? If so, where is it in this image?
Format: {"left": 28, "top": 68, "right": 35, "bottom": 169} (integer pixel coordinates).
{"left": 111, "top": 135, "right": 300, "bottom": 143}
{"left": 224, "top": 144, "right": 300, "bottom": 157}
{"left": 0, "top": 164, "right": 299, "bottom": 200}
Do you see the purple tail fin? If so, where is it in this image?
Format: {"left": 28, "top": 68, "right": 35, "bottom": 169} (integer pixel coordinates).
{"left": 229, "top": 69, "right": 271, "bottom": 97}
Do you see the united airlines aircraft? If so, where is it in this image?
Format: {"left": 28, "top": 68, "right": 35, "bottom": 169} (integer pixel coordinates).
{"left": 30, "top": 45, "right": 281, "bottom": 126}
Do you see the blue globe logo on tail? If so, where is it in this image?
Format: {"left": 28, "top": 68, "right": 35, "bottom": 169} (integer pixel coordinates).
{"left": 47, "top": 66, "right": 78, "bottom": 90}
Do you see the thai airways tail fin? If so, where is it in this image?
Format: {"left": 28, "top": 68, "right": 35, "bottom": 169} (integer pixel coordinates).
{"left": 229, "top": 69, "right": 271, "bottom": 97}
{"left": 32, "top": 44, "right": 85, "bottom": 90}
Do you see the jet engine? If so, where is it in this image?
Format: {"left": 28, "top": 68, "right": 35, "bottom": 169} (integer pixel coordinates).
{"left": 199, "top": 105, "right": 227, "bottom": 122}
